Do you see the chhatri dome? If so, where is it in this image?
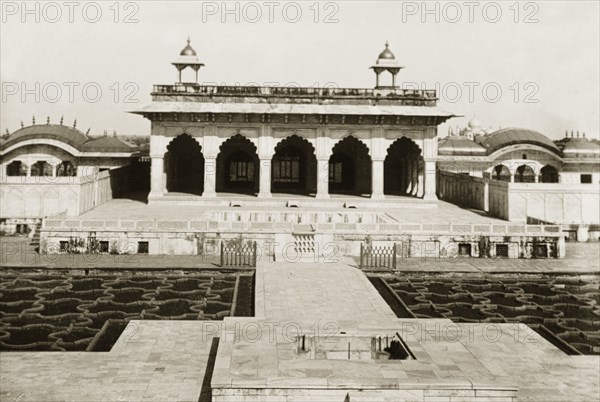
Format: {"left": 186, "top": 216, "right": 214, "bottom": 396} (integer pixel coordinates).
{"left": 171, "top": 37, "right": 204, "bottom": 83}
{"left": 370, "top": 41, "right": 403, "bottom": 89}
{"left": 378, "top": 41, "right": 396, "bottom": 60}
{"left": 179, "top": 38, "right": 197, "bottom": 56}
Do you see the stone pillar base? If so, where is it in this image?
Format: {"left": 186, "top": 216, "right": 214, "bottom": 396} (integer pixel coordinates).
{"left": 202, "top": 191, "right": 217, "bottom": 198}
{"left": 576, "top": 225, "right": 589, "bottom": 242}
{"left": 423, "top": 193, "right": 438, "bottom": 201}
{"left": 315, "top": 193, "right": 330, "bottom": 199}
{"left": 257, "top": 192, "right": 272, "bottom": 199}
{"left": 148, "top": 191, "right": 164, "bottom": 199}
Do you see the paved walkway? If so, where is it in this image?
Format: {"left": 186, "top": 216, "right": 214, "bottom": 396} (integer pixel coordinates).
{"left": 255, "top": 263, "right": 396, "bottom": 321}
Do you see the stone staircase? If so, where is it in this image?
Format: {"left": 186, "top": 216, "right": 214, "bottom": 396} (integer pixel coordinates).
{"left": 29, "top": 220, "right": 42, "bottom": 251}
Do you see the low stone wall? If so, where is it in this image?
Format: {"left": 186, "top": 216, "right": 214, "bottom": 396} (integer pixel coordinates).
{"left": 504, "top": 183, "right": 600, "bottom": 225}
{"left": 438, "top": 170, "right": 600, "bottom": 240}
{"left": 437, "top": 170, "right": 487, "bottom": 211}
{"left": 39, "top": 220, "right": 565, "bottom": 259}
{"left": 0, "top": 177, "right": 81, "bottom": 218}
{"left": 0, "top": 164, "right": 147, "bottom": 219}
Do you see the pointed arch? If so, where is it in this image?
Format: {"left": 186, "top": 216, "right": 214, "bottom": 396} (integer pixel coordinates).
{"left": 216, "top": 134, "right": 259, "bottom": 195}
{"left": 492, "top": 164, "right": 511, "bottom": 182}
{"left": 6, "top": 160, "right": 26, "bottom": 176}
{"left": 515, "top": 164, "right": 536, "bottom": 183}
{"left": 271, "top": 135, "right": 317, "bottom": 195}
{"left": 329, "top": 136, "right": 372, "bottom": 195}
{"left": 164, "top": 133, "right": 204, "bottom": 194}
{"left": 31, "top": 161, "right": 53, "bottom": 177}
{"left": 540, "top": 164, "right": 559, "bottom": 183}
{"left": 384, "top": 137, "right": 422, "bottom": 196}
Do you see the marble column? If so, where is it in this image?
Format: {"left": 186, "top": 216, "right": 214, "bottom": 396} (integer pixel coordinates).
{"left": 411, "top": 158, "right": 419, "bottom": 196}
{"left": 371, "top": 159, "right": 384, "bottom": 199}
{"left": 315, "top": 158, "right": 329, "bottom": 199}
{"left": 258, "top": 157, "right": 272, "bottom": 198}
{"left": 149, "top": 157, "right": 164, "bottom": 197}
{"left": 483, "top": 180, "right": 490, "bottom": 212}
{"left": 423, "top": 160, "right": 437, "bottom": 200}
{"left": 203, "top": 157, "right": 217, "bottom": 197}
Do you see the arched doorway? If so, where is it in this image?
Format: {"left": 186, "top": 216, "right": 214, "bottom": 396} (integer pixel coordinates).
{"left": 31, "top": 161, "right": 52, "bottom": 177}
{"left": 384, "top": 137, "right": 422, "bottom": 196}
{"left": 56, "top": 161, "right": 76, "bottom": 177}
{"left": 164, "top": 134, "right": 204, "bottom": 194}
{"left": 329, "top": 136, "right": 371, "bottom": 195}
{"left": 540, "top": 165, "right": 559, "bottom": 183}
{"left": 492, "top": 165, "right": 511, "bottom": 182}
{"left": 7, "top": 161, "right": 26, "bottom": 176}
{"left": 515, "top": 164, "right": 536, "bottom": 183}
{"left": 216, "top": 135, "right": 259, "bottom": 195}
{"left": 271, "top": 135, "right": 316, "bottom": 195}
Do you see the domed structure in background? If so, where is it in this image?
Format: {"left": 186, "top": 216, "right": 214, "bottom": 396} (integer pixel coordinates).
{"left": 560, "top": 132, "right": 600, "bottom": 157}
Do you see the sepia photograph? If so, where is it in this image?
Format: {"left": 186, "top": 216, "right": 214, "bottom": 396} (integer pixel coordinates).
{"left": 0, "top": 1, "right": 599, "bottom": 401}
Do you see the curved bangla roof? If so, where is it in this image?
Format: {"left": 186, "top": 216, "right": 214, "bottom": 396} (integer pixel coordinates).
{"left": 1, "top": 124, "right": 89, "bottom": 150}
{"left": 0, "top": 124, "right": 137, "bottom": 155}
{"left": 438, "top": 137, "right": 486, "bottom": 156}
{"left": 562, "top": 138, "right": 600, "bottom": 156}
{"left": 477, "top": 128, "right": 561, "bottom": 155}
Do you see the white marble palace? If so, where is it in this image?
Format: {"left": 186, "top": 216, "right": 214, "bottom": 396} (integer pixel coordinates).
{"left": 135, "top": 40, "right": 452, "bottom": 202}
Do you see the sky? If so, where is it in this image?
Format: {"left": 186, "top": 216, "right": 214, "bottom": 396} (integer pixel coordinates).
{"left": 1, "top": 0, "right": 599, "bottom": 140}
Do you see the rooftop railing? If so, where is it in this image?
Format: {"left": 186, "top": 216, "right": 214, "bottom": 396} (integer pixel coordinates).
{"left": 152, "top": 84, "right": 437, "bottom": 101}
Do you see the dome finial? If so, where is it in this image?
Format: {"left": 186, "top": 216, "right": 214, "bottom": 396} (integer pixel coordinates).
{"left": 187, "top": 36, "right": 191, "bottom": 45}
{"left": 385, "top": 40, "right": 389, "bottom": 48}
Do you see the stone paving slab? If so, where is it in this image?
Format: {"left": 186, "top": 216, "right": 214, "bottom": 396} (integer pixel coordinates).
{"left": 0, "top": 320, "right": 217, "bottom": 402}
